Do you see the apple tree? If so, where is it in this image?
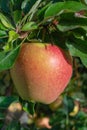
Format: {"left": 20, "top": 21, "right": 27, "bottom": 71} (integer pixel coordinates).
{"left": 0, "top": 0, "right": 87, "bottom": 130}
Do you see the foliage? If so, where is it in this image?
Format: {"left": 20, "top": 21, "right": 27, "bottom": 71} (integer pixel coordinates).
{"left": 0, "top": 0, "right": 87, "bottom": 129}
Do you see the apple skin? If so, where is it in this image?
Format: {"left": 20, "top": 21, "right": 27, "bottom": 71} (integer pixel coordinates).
{"left": 10, "top": 43, "right": 72, "bottom": 104}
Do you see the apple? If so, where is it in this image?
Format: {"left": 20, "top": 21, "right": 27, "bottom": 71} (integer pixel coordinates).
{"left": 35, "top": 117, "right": 52, "bottom": 129}
{"left": 6, "top": 102, "right": 22, "bottom": 123}
{"left": 49, "top": 96, "right": 63, "bottom": 111}
{"left": 10, "top": 43, "right": 72, "bottom": 104}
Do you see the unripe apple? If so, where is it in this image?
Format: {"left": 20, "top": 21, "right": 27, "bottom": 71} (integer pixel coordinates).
{"left": 10, "top": 43, "right": 72, "bottom": 104}
{"left": 49, "top": 96, "right": 63, "bottom": 111}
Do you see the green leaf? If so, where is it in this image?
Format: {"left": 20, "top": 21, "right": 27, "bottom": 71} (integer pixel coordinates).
{"left": 21, "top": 0, "right": 29, "bottom": 9}
{"left": 63, "top": 95, "right": 74, "bottom": 114}
{"left": 0, "top": 112, "right": 5, "bottom": 120}
{"left": 44, "top": 2, "right": 64, "bottom": 18}
{"left": 21, "top": 22, "right": 38, "bottom": 31}
{"left": 21, "top": 0, "right": 36, "bottom": 13}
{"left": 66, "top": 38, "right": 87, "bottom": 67}
{"left": 0, "top": 45, "right": 20, "bottom": 71}
{"left": 3, "top": 30, "right": 19, "bottom": 51}
{"left": 44, "top": 1, "right": 87, "bottom": 18}
{"left": 82, "top": 0, "right": 87, "bottom": 4}
{"left": 7, "top": 120, "right": 20, "bottom": 130}
{"left": 80, "top": 56, "right": 87, "bottom": 67}
{"left": 37, "top": 2, "right": 52, "bottom": 20}
{"left": 28, "top": 102, "right": 35, "bottom": 115}
{"left": 73, "top": 38, "right": 87, "bottom": 54}
{"left": 13, "top": 10, "right": 22, "bottom": 24}
{"left": 0, "top": 30, "right": 7, "bottom": 37}
{"left": 0, "top": 96, "right": 19, "bottom": 109}
{"left": 0, "top": 0, "right": 11, "bottom": 14}
{"left": 0, "top": 13, "right": 14, "bottom": 29}
{"left": 8, "top": 30, "right": 19, "bottom": 43}
{"left": 73, "top": 28, "right": 86, "bottom": 40}
{"left": 0, "top": 23, "right": 8, "bottom": 31}
{"left": 57, "top": 12, "right": 87, "bottom": 32}
{"left": 23, "top": 102, "right": 35, "bottom": 115}
{"left": 11, "top": 0, "right": 22, "bottom": 10}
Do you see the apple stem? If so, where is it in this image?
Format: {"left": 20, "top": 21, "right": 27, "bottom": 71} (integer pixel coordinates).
{"left": 45, "top": 44, "right": 48, "bottom": 49}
